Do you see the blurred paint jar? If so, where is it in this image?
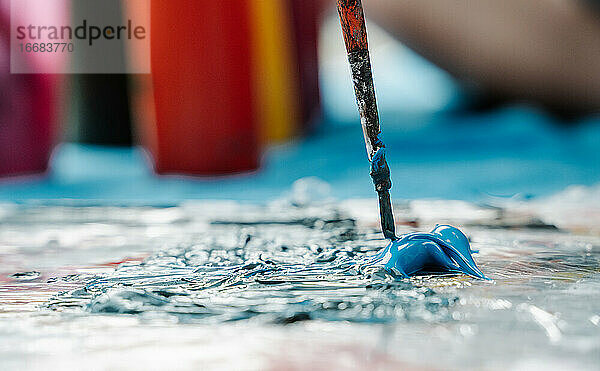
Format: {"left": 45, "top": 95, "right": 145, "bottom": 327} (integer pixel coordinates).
{"left": 0, "top": 1, "right": 64, "bottom": 178}
{"left": 147, "top": 0, "right": 259, "bottom": 175}
{"left": 135, "top": 0, "right": 322, "bottom": 176}
{"left": 69, "top": 0, "right": 133, "bottom": 146}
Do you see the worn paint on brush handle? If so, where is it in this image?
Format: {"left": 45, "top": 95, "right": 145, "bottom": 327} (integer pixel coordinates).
{"left": 337, "top": 0, "right": 369, "bottom": 53}
{"left": 337, "top": 0, "right": 396, "bottom": 240}
{"left": 337, "top": 0, "right": 378, "bottom": 158}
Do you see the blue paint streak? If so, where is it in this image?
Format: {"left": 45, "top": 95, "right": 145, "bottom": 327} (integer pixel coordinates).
{"left": 362, "top": 225, "right": 489, "bottom": 280}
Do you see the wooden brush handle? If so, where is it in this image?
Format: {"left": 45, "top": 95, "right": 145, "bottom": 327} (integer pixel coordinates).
{"left": 337, "top": 0, "right": 397, "bottom": 240}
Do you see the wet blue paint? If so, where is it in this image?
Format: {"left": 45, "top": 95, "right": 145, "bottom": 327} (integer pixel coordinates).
{"left": 370, "top": 147, "right": 386, "bottom": 174}
{"left": 363, "top": 225, "right": 489, "bottom": 280}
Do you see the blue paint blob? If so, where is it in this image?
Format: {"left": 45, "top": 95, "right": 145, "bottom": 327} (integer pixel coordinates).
{"left": 362, "top": 225, "right": 489, "bottom": 280}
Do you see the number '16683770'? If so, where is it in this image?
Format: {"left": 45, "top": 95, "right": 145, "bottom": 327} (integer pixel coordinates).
{"left": 19, "top": 42, "right": 74, "bottom": 53}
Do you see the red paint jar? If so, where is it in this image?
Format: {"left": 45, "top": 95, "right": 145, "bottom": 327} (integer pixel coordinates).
{"left": 147, "top": 0, "right": 259, "bottom": 176}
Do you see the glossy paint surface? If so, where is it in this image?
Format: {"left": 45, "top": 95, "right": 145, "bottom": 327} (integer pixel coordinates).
{"left": 0, "top": 194, "right": 599, "bottom": 370}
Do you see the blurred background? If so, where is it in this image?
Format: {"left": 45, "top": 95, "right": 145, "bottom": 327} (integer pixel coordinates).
{"left": 1, "top": 0, "right": 599, "bottom": 203}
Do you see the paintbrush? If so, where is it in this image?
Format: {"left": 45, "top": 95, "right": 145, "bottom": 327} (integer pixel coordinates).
{"left": 337, "top": 0, "right": 396, "bottom": 240}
